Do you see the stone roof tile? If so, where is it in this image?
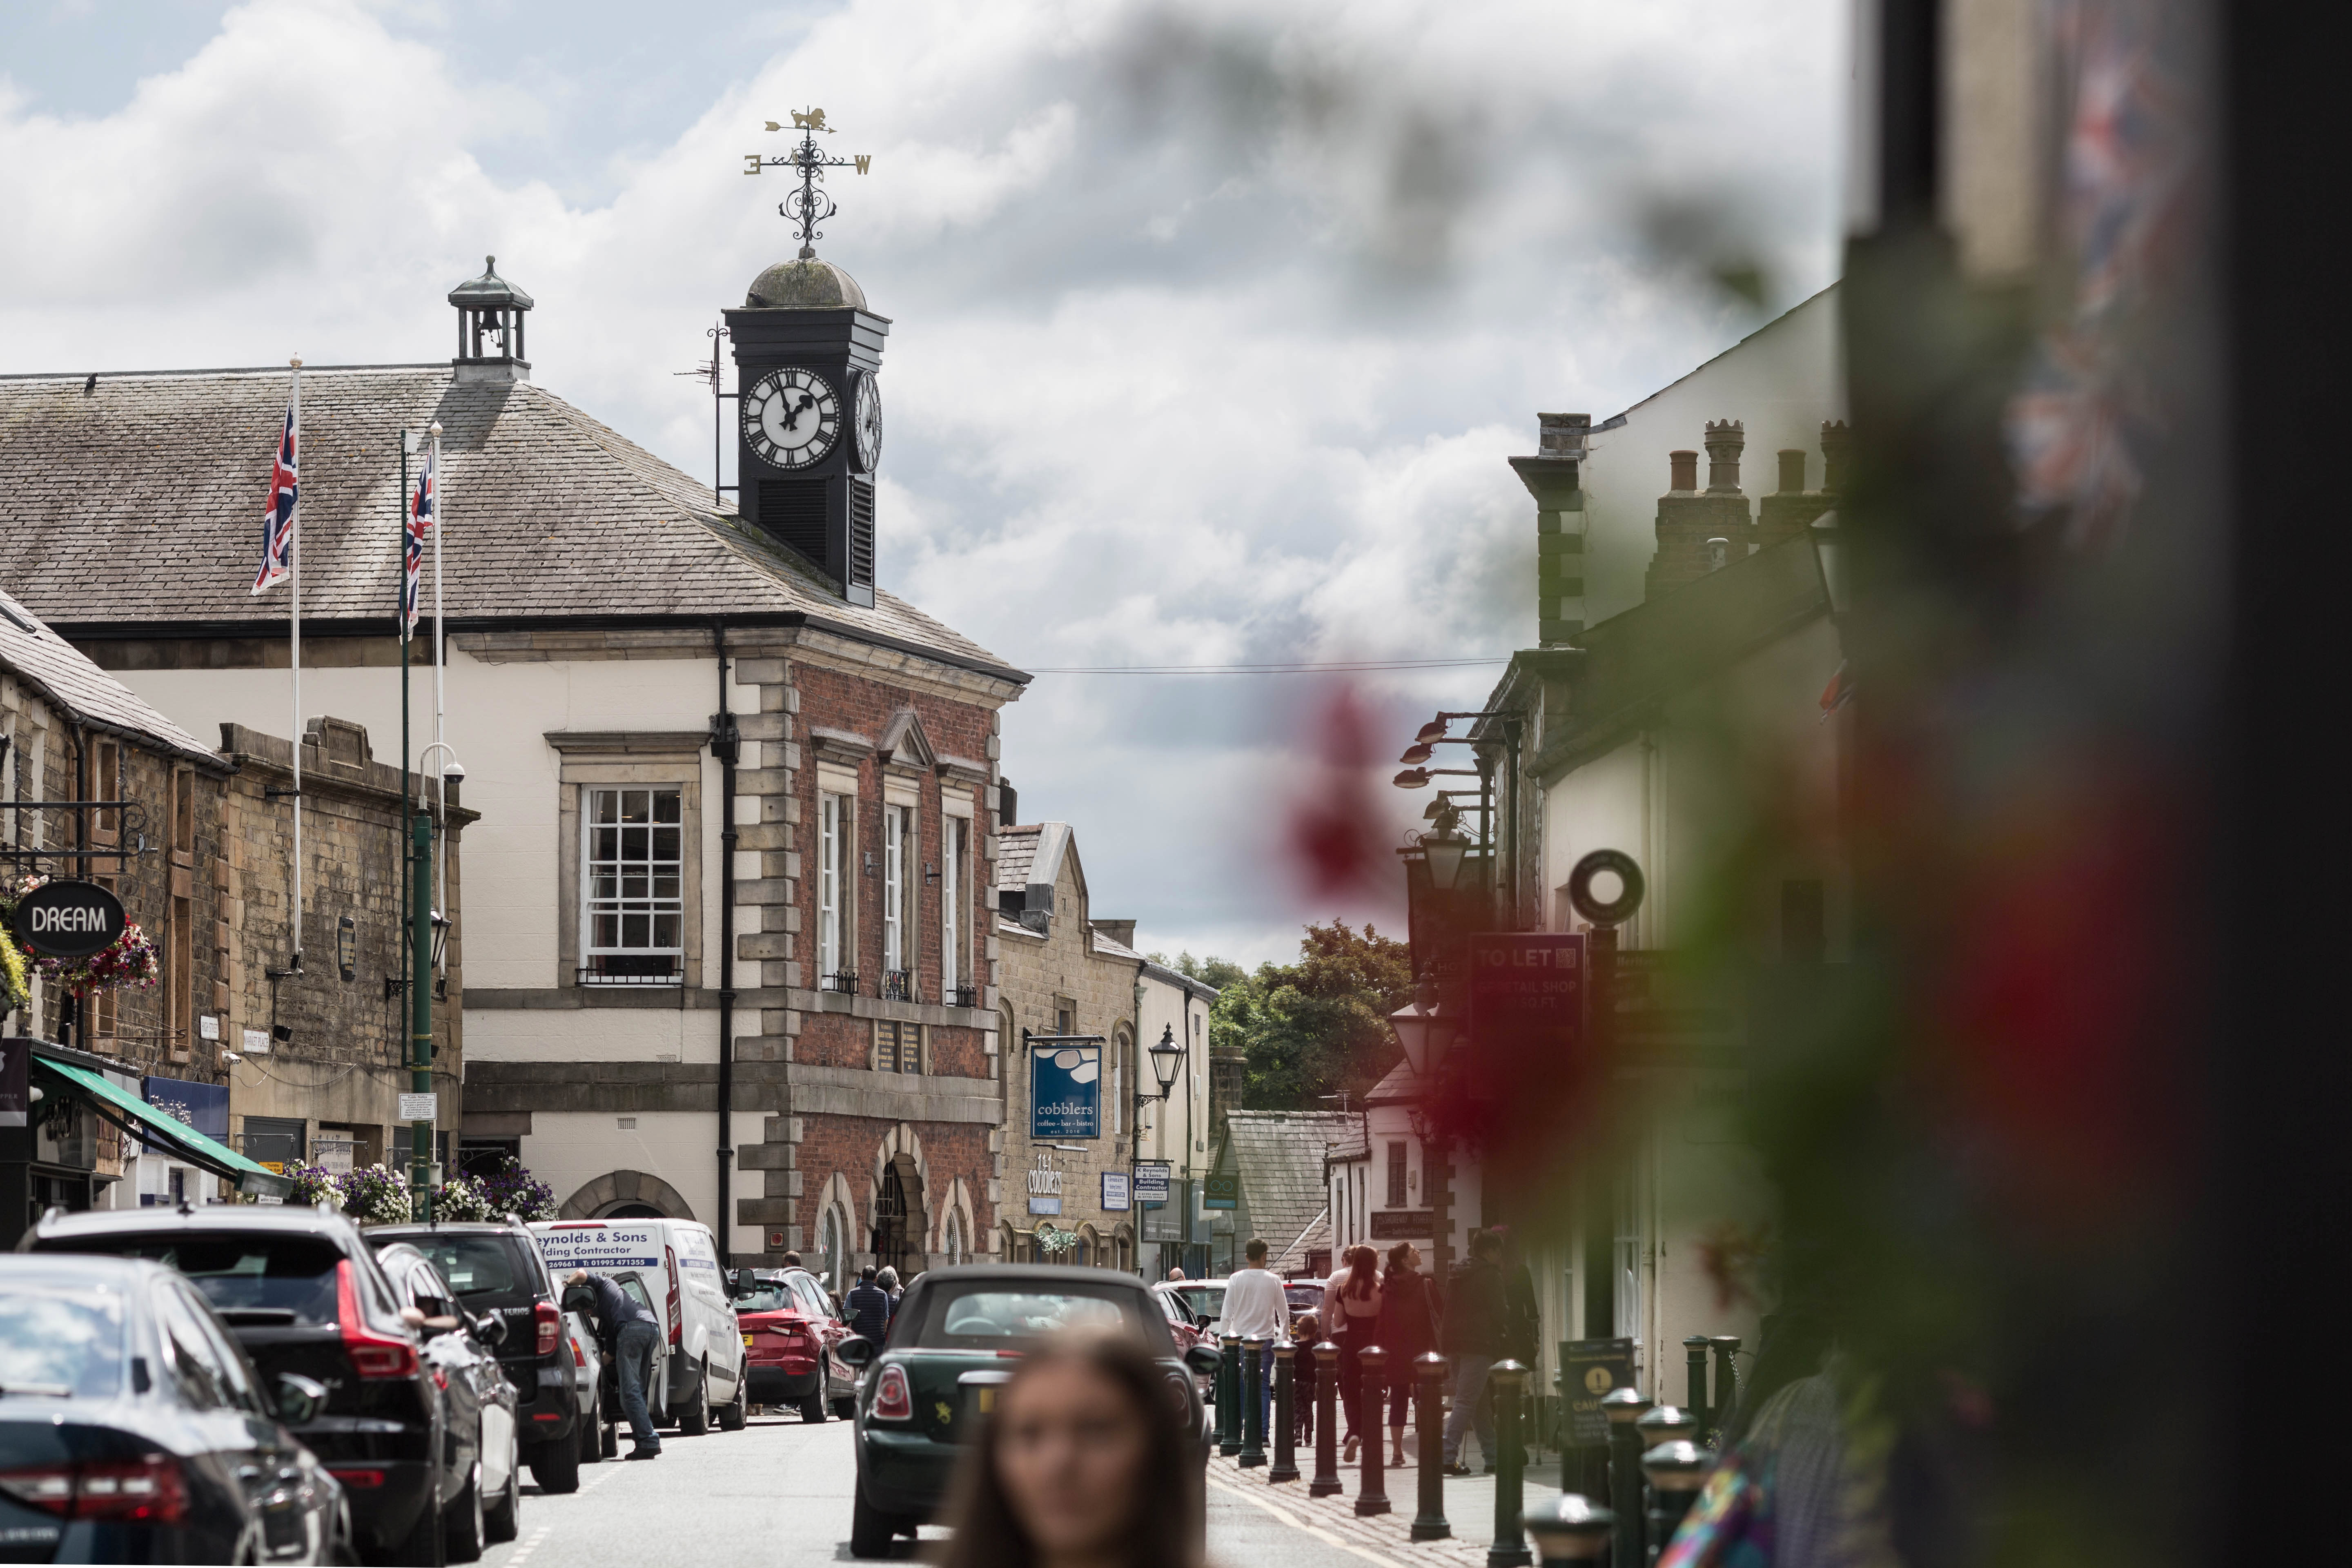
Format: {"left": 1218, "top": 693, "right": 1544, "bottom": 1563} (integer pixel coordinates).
{"left": 0, "top": 585, "right": 221, "bottom": 768}
{"left": 1224, "top": 1111, "right": 1359, "bottom": 1264}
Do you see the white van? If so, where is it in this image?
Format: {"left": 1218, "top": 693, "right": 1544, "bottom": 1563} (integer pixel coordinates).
{"left": 530, "top": 1217, "right": 749, "bottom": 1434}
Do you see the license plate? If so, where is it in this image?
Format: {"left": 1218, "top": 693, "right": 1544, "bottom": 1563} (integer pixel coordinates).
{"left": 742, "top": 1334, "right": 754, "bottom": 1346}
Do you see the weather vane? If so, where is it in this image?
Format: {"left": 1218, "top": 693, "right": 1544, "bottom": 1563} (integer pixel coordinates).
{"left": 743, "top": 108, "right": 871, "bottom": 258}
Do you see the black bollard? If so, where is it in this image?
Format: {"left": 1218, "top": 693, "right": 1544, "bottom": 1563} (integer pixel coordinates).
{"left": 1486, "top": 1360, "right": 1532, "bottom": 1568}
{"left": 1601, "top": 1386, "right": 1653, "bottom": 1568}
{"left": 1681, "top": 1337, "right": 1712, "bottom": 1438}
{"left": 1641, "top": 1441, "right": 1708, "bottom": 1557}
{"left": 1635, "top": 1404, "right": 1699, "bottom": 1459}
{"left": 1271, "top": 1341, "right": 1300, "bottom": 1481}
{"left": 1706, "top": 1337, "right": 1741, "bottom": 1434}
{"left": 1241, "top": 1338, "right": 1267, "bottom": 1467}
{"left": 1310, "top": 1341, "right": 1343, "bottom": 1497}
{"left": 1411, "top": 1352, "right": 1449, "bottom": 1540}
{"left": 1521, "top": 1494, "right": 1615, "bottom": 1566}
{"left": 1353, "top": 1345, "right": 1392, "bottom": 1515}
{"left": 1220, "top": 1334, "right": 1243, "bottom": 1456}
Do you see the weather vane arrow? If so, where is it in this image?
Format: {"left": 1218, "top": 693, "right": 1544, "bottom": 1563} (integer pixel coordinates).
{"left": 742, "top": 108, "right": 871, "bottom": 258}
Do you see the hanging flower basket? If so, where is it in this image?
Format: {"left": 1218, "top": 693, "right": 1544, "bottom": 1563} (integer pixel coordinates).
{"left": 1033, "top": 1222, "right": 1082, "bottom": 1257}
{"left": 283, "top": 1164, "right": 343, "bottom": 1209}
{"left": 337, "top": 1164, "right": 415, "bottom": 1225}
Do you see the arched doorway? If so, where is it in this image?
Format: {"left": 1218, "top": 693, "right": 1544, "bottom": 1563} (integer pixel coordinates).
{"left": 601, "top": 1202, "right": 665, "bottom": 1218}
{"left": 871, "top": 1152, "right": 928, "bottom": 1278}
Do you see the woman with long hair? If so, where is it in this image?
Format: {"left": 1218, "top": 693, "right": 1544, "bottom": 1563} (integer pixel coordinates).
{"left": 1373, "top": 1241, "right": 1441, "bottom": 1468}
{"left": 938, "top": 1333, "right": 1203, "bottom": 1568}
{"left": 1321, "top": 1243, "right": 1382, "bottom": 1463}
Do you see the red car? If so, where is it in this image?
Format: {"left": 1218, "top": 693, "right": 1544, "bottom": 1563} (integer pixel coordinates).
{"left": 733, "top": 1269, "right": 857, "bottom": 1421}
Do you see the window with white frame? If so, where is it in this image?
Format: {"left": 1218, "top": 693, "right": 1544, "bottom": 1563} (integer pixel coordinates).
{"left": 819, "top": 1202, "right": 848, "bottom": 1292}
{"left": 941, "top": 1207, "right": 968, "bottom": 1266}
{"left": 882, "top": 802, "right": 914, "bottom": 997}
{"left": 940, "top": 815, "right": 965, "bottom": 998}
{"left": 582, "top": 786, "right": 684, "bottom": 982}
{"left": 819, "top": 792, "right": 847, "bottom": 989}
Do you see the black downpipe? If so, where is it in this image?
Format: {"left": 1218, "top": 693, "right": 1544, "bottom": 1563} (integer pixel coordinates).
{"left": 711, "top": 628, "right": 742, "bottom": 1261}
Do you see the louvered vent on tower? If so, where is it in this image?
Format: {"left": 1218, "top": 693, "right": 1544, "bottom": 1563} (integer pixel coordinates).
{"left": 757, "top": 480, "right": 829, "bottom": 568}
{"left": 849, "top": 477, "right": 875, "bottom": 589}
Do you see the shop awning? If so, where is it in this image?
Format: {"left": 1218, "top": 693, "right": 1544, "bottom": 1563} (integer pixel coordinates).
{"left": 30, "top": 1051, "right": 293, "bottom": 1200}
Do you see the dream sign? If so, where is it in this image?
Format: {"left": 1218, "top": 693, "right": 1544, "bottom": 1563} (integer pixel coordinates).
{"left": 10, "top": 880, "right": 128, "bottom": 959}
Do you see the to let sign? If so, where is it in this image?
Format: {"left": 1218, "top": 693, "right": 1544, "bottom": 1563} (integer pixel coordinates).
{"left": 1467, "top": 931, "right": 1586, "bottom": 1087}
{"left": 10, "top": 880, "right": 127, "bottom": 959}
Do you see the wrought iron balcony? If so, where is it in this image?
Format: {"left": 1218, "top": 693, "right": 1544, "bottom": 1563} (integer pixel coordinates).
{"left": 820, "top": 970, "right": 861, "bottom": 996}
{"left": 948, "top": 985, "right": 980, "bottom": 1010}
{"left": 881, "top": 969, "right": 918, "bottom": 1002}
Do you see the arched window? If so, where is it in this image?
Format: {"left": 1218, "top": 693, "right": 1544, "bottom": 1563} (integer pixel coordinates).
{"left": 941, "top": 1207, "right": 967, "bottom": 1266}
{"left": 819, "top": 1202, "right": 849, "bottom": 1293}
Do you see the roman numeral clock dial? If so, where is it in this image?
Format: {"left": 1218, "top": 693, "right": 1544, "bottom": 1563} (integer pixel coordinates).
{"left": 742, "top": 367, "right": 840, "bottom": 469}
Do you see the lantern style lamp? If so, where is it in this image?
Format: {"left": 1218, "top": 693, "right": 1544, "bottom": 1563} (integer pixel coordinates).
{"left": 1149, "top": 1024, "right": 1185, "bottom": 1101}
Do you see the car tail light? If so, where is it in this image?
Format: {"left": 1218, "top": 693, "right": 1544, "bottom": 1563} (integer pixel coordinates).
{"left": 871, "top": 1364, "right": 913, "bottom": 1422}
{"left": 337, "top": 1259, "right": 420, "bottom": 1380}
{"left": 535, "top": 1299, "right": 561, "bottom": 1357}
{"left": 327, "top": 1468, "right": 386, "bottom": 1489}
{"left": 665, "top": 1245, "right": 682, "bottom": 1348}
{"left": 0, "top": 1456, "right": 188, "bottom": 1524}
{"left": 572, "top": 1336, "right": 588, "bottom": 1368}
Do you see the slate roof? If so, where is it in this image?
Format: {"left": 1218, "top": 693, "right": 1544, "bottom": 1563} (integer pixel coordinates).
{"left": 0, "top": 586, "right": 224, "bottom": 770}
{"left": 0, "top": 366, "right": 1023, "bottom": 681}
{"left": 1223, "top": 1111, "right": 1359, "bottom": 1262}
{"left": 995, "top": 824, "right": 1042, "bottom": 891}
{"left": 1273, "top": 1207, "right": 1331, "bottom": 1276}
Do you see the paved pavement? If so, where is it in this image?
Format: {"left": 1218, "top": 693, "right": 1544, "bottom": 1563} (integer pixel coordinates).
{"left": 468, "top": 1409, "right": 1560, "bottom": 1568}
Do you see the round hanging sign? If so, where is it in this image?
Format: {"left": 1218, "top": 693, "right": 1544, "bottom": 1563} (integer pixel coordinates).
{"left": 9, "top": 879, "right": 129, "bottom": 959}
{"left": 1567, "top": 849, "right": 1646, "bottom": 927}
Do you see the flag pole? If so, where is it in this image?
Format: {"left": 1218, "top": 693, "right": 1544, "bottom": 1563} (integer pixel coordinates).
{"left": 429, "top": 419, "right": 448, "bottom": 953}
{"left": 289, "top": 354, "right": 304, "bottom": 969}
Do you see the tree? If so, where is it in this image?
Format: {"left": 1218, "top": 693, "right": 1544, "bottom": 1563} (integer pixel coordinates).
{"left": 1146, "top": 950, "right": 1249, "bottom": 992}
{"left": 1207, "top": 921, "right": 1412, "bottom": 1111}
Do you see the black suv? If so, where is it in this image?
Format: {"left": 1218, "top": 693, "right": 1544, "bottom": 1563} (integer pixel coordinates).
{"left": 22, "top": 1205, "right": 459, "bottom": 1566}
{"left": 369, "top": 1222, "right": 585, "bottom": 1493}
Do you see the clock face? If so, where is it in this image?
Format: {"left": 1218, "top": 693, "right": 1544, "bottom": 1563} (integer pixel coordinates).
{"left": 742, "top": 367, "right": 840, "bottom": 470}
{"left": 853, "top": 373, "right": 884, "bottom": 473}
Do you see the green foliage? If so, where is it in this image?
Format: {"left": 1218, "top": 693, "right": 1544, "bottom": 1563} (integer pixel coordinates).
{"left": 0, "top": 926, "right": 28, "bottom": 1015}
{"left": 1208, "top": 921, "right": 1412, "bottom": 1111}
{"left": 1146, "top": 950, "right": 1250, "bottom": 991}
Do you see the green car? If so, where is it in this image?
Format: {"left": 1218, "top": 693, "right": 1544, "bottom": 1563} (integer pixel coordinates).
{"left": 842, "top": 1265, "right": 1221, "bottom": 1557}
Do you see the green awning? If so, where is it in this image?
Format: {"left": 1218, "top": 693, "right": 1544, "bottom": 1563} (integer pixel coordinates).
{"left": 31, "top": 1053, "right": 293, "bottom": 1200}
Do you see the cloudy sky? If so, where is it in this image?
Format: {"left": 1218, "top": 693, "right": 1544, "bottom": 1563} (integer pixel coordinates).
{"left": 1, "top": 0, "right": 1845, "bottom": 967}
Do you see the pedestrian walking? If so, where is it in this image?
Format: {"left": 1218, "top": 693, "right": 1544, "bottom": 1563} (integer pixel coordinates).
{"left": 1374, "top": 1241, "right": 1441, "bottom": 1469}
{"left": 1322, "top": 1243, "right": 1381, "bottom": 1462}
{"left": 938, "top": 1333, "right": 1203, "bottom": 1568}
{"left": 846, "top": 1265, "right": 894, "bottom": 1346}
{"left": 1292, "top": 1309, "right": 1320, "bottom": 1448}
{"left": 566, "top": 1268, "right": 664, "bottom": 1459}
{"left": 1219, "top": 1238, "right": 1292, "bottom": 1435}
{"left": 1439, "top": 1229, "right": 1507, "bottom": 1474}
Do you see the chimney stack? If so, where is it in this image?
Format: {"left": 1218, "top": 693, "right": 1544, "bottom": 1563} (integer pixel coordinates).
{"left": 1777, "top": 450, "right": 1806, "bottom": 494}
{"left": 1704, "top": 420, "right": 1745, "bottom": 493}
{"left": 1821, "top": 421, "right": 1851, "bottom": 493}
{"left": 1757, "top": 432, "right": 1837, "bottom": 550}
{"left": 1647, "top": 424, "right": 1755, "bottom": 599}
{"left": 1510, "top": 413, "right": 1593, "bottom": 647}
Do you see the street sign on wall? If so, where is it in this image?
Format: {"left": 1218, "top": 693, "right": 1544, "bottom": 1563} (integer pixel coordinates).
{"left": 1203, "top": 1171, "right": 1238, "bottom": 1210}
{"left": 1101, "top": 1171, "right": 1131, "bottom": 1211}
{"left": 1029, "top": 1045, "right": 1102, "bottom": 1139}
{"left": 9, "top": 879, "right": 127, "bottom": 959}
{"left": 1561, "top": 1338, "right": 1637, "bottom": 1446}
{"left": 1369, "top": 1209, "right": 1436, "bottom": 1240}
{"left": 1467, "top": 932, "right": 1587, "bottom": 1107}
{"left": 1134, "top": 1161, "right": 1172, "bottom": 1204}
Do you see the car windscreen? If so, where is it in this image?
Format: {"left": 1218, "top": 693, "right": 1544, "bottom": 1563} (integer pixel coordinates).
{"left": 913, "top": 1286, "right": 1164, "bottom": 1350}
{"left": 733, "top": 1285, "right": 794, "bottom": 1313}
{"left": 1173, "top": 1286, "right": 1223, "bottom": 1320}
{"left": 398, "top": 1236, "right": 525, "bottom": 1298}
{"left": 59, "top": 1235, "right": 344, "bottom": 1327}
{"left": 0, "top": 1286, "right": 124, "bottom": 1400}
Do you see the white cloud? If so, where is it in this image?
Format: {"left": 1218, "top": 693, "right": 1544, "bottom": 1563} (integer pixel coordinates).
{"left": 0, "top": 0, "right": 1844, "bottom": 965}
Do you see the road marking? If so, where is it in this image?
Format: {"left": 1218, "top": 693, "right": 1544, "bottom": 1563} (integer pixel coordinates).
{"left": 505, "top": 1523, "right": 552, "bottom": 1566}
{"left": 1204, "top": 1476, "right": 1425, "bottom": 1568}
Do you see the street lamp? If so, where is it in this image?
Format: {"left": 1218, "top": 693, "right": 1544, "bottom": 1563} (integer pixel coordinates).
{"left": 1149, "top": 1025, "right": 1184, "bottom": 1100}
{"left": 1416, "top": 809, "right": 1472, "bottom": 892}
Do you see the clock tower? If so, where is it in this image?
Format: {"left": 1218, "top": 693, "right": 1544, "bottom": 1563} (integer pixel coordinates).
{"left": 726, "top": 256, "right": 889, "bottom": 607}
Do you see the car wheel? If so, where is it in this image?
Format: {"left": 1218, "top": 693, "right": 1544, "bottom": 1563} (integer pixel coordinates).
{"left": 600, "top": 1417, "right": 620, "bottom": 1459}
{"left": 578, "top": 1409, "right": 603, "bottom": 1466}
{"left": 485, "top": 1457, "right": 520, "bottom": 1545}
{"left": 382, "top": 1468, "right": 446, "bottom": 1567}
{"left": 849, "top": 1484, "right": 905, "bottom": 1559}
{"left": 443, "top": 1464, "right": 485, "bottom": 1564}
{"left": 530, "top": 1430, "right": 581, "bottom": 1494}
{"left": 719, "top": 1384, "right": 748, "bottom": 1431}
{"left": 832, "top": 1396, "right": 857, "bottom": 1420}
{"left": 678, "top": 1358, "right": 713, "bottom": 1436}
{"left": 799, "top": 1389, "right": 829, "bottom": 1423}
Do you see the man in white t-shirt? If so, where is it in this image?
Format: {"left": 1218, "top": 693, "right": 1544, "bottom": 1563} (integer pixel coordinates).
{"left": 1219, "top": 1238, "right": 1291, "bottom": 1436}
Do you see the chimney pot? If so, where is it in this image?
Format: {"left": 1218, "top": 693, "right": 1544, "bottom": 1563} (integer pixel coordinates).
{"left": 1777, "top": 450, "right": 1806, "bottom": 493}
{"left": 1820, "top": 421, "right": 1851, "bottom": 493}
{"left": 1668, "top": 450, "right": 1699, "bottom": 493}
{"left": 1704, "top": 419, "right": 1745, "bottom": 494}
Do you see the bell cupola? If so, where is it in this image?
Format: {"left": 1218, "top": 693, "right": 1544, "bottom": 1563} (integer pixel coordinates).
{"left": 448, "top": 256, "right": 533, "bottom": 383}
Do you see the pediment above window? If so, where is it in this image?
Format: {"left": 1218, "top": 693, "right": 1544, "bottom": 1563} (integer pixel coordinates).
{"left": 877, "top": 706, "right": 938, "bottom": 769}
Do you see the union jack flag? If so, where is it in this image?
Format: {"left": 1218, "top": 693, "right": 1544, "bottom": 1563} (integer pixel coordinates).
{"left": 249, "top": 399, "right": 299, "bottom": 593}
{"left": 403, "top": 442, "right": 436, "bottom": 634}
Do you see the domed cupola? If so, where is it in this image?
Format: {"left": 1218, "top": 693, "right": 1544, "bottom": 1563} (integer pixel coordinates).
{"left": 448, "top": 255, "right": 533, "bottom": 383}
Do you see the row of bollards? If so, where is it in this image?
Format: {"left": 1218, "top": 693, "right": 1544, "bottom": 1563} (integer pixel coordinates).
{"left": 1220, "top": 1332, "right": 1732, "bottom": 1567}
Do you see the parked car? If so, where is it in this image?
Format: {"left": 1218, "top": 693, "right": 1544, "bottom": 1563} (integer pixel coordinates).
{"left": 1148, "top": 1283, "right": 1205, "bottom": 1352}
{"left": 559, "top": 1300, "right": 615, "bottom": 1463}
{"left": 841, "top": 1264, "right": 1221, "bottom": 1558}
{"left": 730, "top": 1267, "right": 856, "bottom": 1421}
{"left": 19, "top": 1206, "right": 450, "bottom": 1565}
{"left": 369, "top": 1221, "right": 585, "bottom": 1492}
{"left": 1283, "top": 1279, "right": 1327, "bottom": 1317}
{"left": 370, "top": 1243, "right": 520, "bottom": 1561}
{"left": 559, "top": 1272, "right": 670, "bottom": 1455}
{"left": 1161, "top": 1279, "right": 1225, "bottom": 1332}
{"left": 529, "top": 1218, "right": 748, "bottom": 1434}
{"left": 0, "top": 1253, "right": 352, "bottom": 1565}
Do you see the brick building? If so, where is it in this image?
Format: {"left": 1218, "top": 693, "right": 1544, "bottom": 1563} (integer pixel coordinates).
{"left": 2, "top": 252, "right": 1027, "bottom": 1274}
